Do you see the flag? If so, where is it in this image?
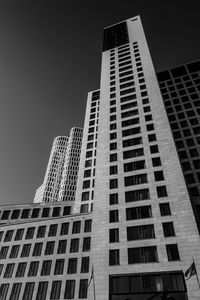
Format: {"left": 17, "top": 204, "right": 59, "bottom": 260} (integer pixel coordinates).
{"left": 185, "top": 262, "right": 196, "bottom": 280}
{"left": 88, "top": 266, "right": 94, "bottom": 287}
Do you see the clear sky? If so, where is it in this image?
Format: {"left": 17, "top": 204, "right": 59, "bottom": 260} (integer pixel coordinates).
{"left": 0, "top": 0, "right": 200, "bottom": 205}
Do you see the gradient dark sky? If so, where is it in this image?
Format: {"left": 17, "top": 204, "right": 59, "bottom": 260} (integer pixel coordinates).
{"left": 0, "top": 0, "right": 200, "bottom": 205}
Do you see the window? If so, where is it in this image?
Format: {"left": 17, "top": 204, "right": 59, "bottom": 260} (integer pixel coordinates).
{"left": 109, "top": 228, "right": 119, "bottom": 243}
{"left": 123, "top": 137, "right": 142, "bottom": 148}
{"left": 126, "top": 206, "right": 152, "bottom": 220}
{"left": 122, "top": 117, "right": 139, "bottom": 128}
{"left": 42, "top": 207, "right": 50, "bottom": 218}
{"left": 48, "top": 224, "right": 58, "bottom": 237}
{"left": 110, "top": 123, "right": 117, "bottom": 130}
{"left": 125, "top": 188, "right": 150, "bottom": 202}
{"left": 84, "top": 220, "right": 92, "bottom": 232}
{"left": 21, "top": 209, "right": 30, "bottom": 219}
{"left": 110, "top": 193, "right": 118, "bottom": 205}
{"left": 64, "top": 280, "right": 75, "bottom": 299}
{"left": 63, "top": 206, "right": 71, "bottom": 215}
{"left": 45, "top": 241, "right": 55, "bottom": 255}
{"left": 122, "top": 127, "right": 140, "bottom": 137}
{"left": 83, "top": 180, "right": 90, "bottom": 189}
{"left": 36, "top": 282, "right": 48, "bottom": 300}
{"left": 0, "top": 284, "right": 9, "bottom": 299}
{"left": 110, "top": 179, "right": 118, "bottom": 189}
{"left": 109, "top": 210, "right": 119, "bottom": 222}
{"left": 110, "top": 142, "right": 117, "bottom": 150}
{"left": 50, "top": 281, "right": 62, "bottom": 300}
{"left": 128, "top": 246, "right": 158, "bottom": 263}
{"left": 31, "top": 242, "right": 43, "bottom": 257}
{"left": 72, "top": 221, "right": 81, "bottom": 234}
{"left": 21, "top": 244, "right": 31, "bottom": 257}
{"left": 127, "top": 225, "right": 155, "bottom": 240}
{"left": 28, "top": 261, "right": 39, "bottom": 277}
{"left": 109, "top": 249, "right": 120, "bottom": 265}
{"left": 123, "top": 148, "right": 144, "bottom": 159}
{"left": 84, "top": 169, "right": 91, "bottom": 178}
{"left": 159, "top": 203, "right": 171, "bottom": 216}
{"left": 41, "top": 260, "right": 52, "bottom": 276}
{"left": 79, "top": 279, "right": 88, "bottom": 299}
{"left": 120, "top": 94, "right": 136, "bottom": 103}
{"left": 31, "top": 208, "right": 40, "bottom": 218}
{"left": 57, "top": 240, "right": 67, "bottom": 254}
{"left": 163, "top": 222, "right": 175, "bottom": 237}
{"left": 124, "top": 160, "right": 145, "bottom": 172}
{"left": 9, "top": 245, "right": 20, "bottom": 258}
{"left": 11, "top": 209, "right": 20, "bottom": 219}
{"left": 110, "top": 153, "right": 117, "bottom": 162}
{"left": 110, "top": 165, "right": 118, "bottom": 175}
{"left": 81, "top": 257, "right": 90, "bottom": 273}
{"left": 1, "top": 210, "right": 10, "bottom": 220}
{"left": 110, "top": 132, "right": 117, "bottom": 140}
{"left": 121, "top": 101, "right": 137, "bottom": 111}
{"left": 9, "top": 283, "right": 22, "bottom": 300}
{"left": 83, "top": 237, "right": 91, "bottom": 252}
{"left": 80, "top": 204, "right": 89, "bottom": 213}
{"left": 70, "top": 239, "right": 79, "bottom": 253}
{"left": 22, "top": 282, "right": 35, "bottom": 300}
{"left": 4, "top": 230, "right": 14, "bottom": 242}
{"left": 157, "top": 186, "right": 168, "bottom": 198}
{"left": 0, "top": 246, "right": 9, "bottom": 259}
{"left": 54, "top": 259, "right": 64, "bottom": 275}
{"left": 152, "top": 157, "right": 161, "bottom": 167}
{"left": 16, "top": 262, "right": 26, "bottom": 277}
{"left": 37, "top": 226, "right": 46, "bottom": 238}
{"left": 85, "top": 159, "right": 92, "bottom": 168}
{"left": 15, "top": 228, "right": 24, "bottom": 241}
{"left": 25, "top": 227, "right": 35, "bottom": 239}
{"left": 52, "top": 207, "right": 60, "bottom": 217}
{"left": 166, "top": 244, "right": 180, "bottom": 261}
{"left": 86, "top": 151, "right": 92, "bottom": 158}
{"left": 67, "top": 258, "right": 77, "bottom": 274}
{"left": 60, "top": 222, "right": 69, "bottom": 235}
{"left": 154, "top": 170, "right": 165, "bottom": 181}
{"left": 4, "top": 263, "right": 15, "bottom": 278}
{"left": 150, "top": 145, "right": 159, "bottom": 154}
{"left": 124, "top": 173, "right": 148, "bottom": 186}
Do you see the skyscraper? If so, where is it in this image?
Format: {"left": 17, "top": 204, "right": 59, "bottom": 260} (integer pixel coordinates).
{"left": 0, "top": 16, "right": 199, "bottom": 300}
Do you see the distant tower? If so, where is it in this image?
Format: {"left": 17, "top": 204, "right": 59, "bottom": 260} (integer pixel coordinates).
{"left": 58, "top": 127, "right": 83, "bottom": 202}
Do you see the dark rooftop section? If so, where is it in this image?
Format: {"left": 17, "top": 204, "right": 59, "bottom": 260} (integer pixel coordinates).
{"left": 103, "top": 21, "right": 129, "bottom": 51}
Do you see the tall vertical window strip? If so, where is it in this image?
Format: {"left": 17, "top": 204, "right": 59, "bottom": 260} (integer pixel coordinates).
{"left": 9, "top": 283, "right": 22, "bottom": 300}
{"left": 36, "top": 282, "right": 48, "bottom": 300}
{"left": 79, "top": 279, "right": 88, "bottom": 299}
{"left": 22, "top": 282, "right": 35, "bottom": 300}
{"left": 64, "top": 280, "right": 75, "bottom": 299}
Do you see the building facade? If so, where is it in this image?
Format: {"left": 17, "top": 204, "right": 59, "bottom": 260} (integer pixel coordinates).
{"left": 0, "top": 16, "right": 200, "bottom": 300}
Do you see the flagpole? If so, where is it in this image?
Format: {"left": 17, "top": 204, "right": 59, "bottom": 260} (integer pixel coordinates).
{"left": 193, "top": 256, "right": 200, "bottom": 289}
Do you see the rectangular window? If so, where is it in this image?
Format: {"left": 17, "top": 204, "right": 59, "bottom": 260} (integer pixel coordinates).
{"left": 15, "top": 228, "right": 24, "bottom": 241}
{"left": 121, "top": 101, "right": 137, "bottom": 111}
{"left": 79, "top": 279, "right": 88, "bottom": 299}
{"left": 121, "top": 109, "right": 138, "bottom": 119}
{"left": 110, "top": 165, "right": 118, "bottom": 175}
{"left": 122, "top": 127, "right": 140, "bottom": 137}
{"left": 124, "top": 173, "right": 148, "bottom": 186}
{"left": 120, "top": 94, "right": 136, "bottom": 103}
{"left": 64, "top": 280, "right": 75, "bottom": 299}
{"left": 16, "top": 262, "right": 26, "bottom": 277}
{"left": 54, "top": 259, "right": 64, "bottom": 275}
{"left": 45, "top": 241, "right": 55, "bottom": 255}
{"left": 21, "top": 244, "right": 31, "bottom": 257}
{"left": 4, "top": 263, "right": 15, "bottom": 278}
{"left": 154, "top": 171, "right": 165, "bottom": 181}
{"left": 127, "top": 224, "right": 155, "bottom": 240}
{"left": 125, "top": 188, "right": 150, "bottom": 202}
{"left": 128, "top": 246, "right": 158, "bottom": 263}
{"left": 122, "top": 117, "right": 139, "bottom": 128}
{"left": 52, "top": 207, "right": 60, "bottom": 217}
{"left": 123, "top": 148, "right": 144, "bottom": 159}
{"left": 72, "top": 221, "right": 81, "bottom": 234}
{"left": 81, "top": 257, "right": 90, "bottom": 273}
{"left": 28, "top": 261, "right": 39, "bottom": 277}
{"left": 163, "top": 222, "right": 175, "bottom": 237}
{"left": 70, "top": 239, "right": 79, "bottom": 253}
{"left": 82, "top": 237, "right": 91, "bottom": 252}
{"left": 109, "top": 228, "right": 119, "bottom": 243}
{"left": 37, "top": 226, "right": 46, "bottom": 238}
{"left": 48, "top": 224, "right": 58, "bottom": 237}
{"left": 109, "top": 249, "right": 120, "bottom": 265}
{"left": 25, "top": 227, "right": 35, "bottom": 239}
{"left": 150, "top": 145, "right": 159, "bottom": 154}
{"left": 41, "top": 260, "right": 52, "bottom": 276}
{"left": 9, "top": 283, "right": 22, "bottom": 300}
{"left": 157, "top": 186, "right": 168, "bottom": 198}
{"left": 0, "top": 284, "right": 9, "bottom": 299}
{"left": 166, "top": 244, "right": 180, "bottom": 261}
{"left": 84, "top": 220, "right": 92, "bottom": 232}
{"left": 123, "top": 137, "right": 142, "bottom": 148}
{"left": 31, "top": 208, "right": 40, "bottom": 218}
{"left": 9, "top": 245, "right": 20, "bottom": 258}
{"left": 109, "top": 210, "right": 119, "bottom": 222}
{"left": 110, "top": 153, "right": 117, "bottom": 162}
{"left": 36, "top": 282, "right": 48, "bottom": 300}
{"left": 110, "top": 179, "right": 118, "bottom": 189}
{"left": 159, "top": 203, "right": 171, "bottom": 216}
{"left": 4, "top": 230, "right": 14, "bottom": 242}
{"left": 0, "top": 246, "right": 9, "bottom": 259}
{"left": 50, "top": 281, "right": 62, "bottom": 300}
{"left": 60, "top": 222, "right": 69, "bottom": 235}
{"left": 42, "top": 207, "right": 50, "bottom": 218}
{"left": 22, "top": 282, "right": 35, "bottom": 300}
{"left": 32, "top": 243, "right": 42, "bottom": 256}
{"left": 126, "top": 206, "right": 152, "bottom": 220}
{"left": 124, "top": 160, "right": 145, "bottom": 172}
{"left": 57, "top": 240, "right": 67, "bottom": 254}
{"left": 109, "top": 193, "right": 118, "bottom": 205}
{"left": 152, "top": 157, "right": 161, "bottom": 167}
{"left": 67, "top": 258, "right": 77, "bottom": 274}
